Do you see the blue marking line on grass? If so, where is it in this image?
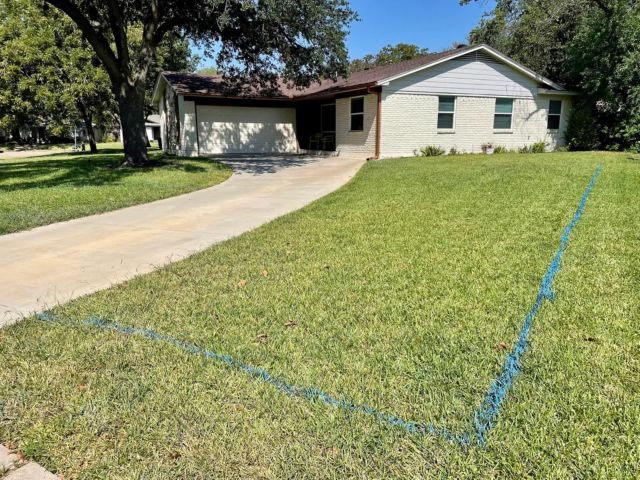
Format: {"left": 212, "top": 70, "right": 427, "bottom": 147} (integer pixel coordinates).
{"left": 472, "top": 163, "right": 603, "bottom": 445}
{"left": 36, "top": 311, "right": 471, "bottom": 446}
{"left": 36, "top": 164, "right": 603, "bottom": 447}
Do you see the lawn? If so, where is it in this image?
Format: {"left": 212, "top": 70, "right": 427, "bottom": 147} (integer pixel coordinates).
{"left": 0, "top": 143, "right": 232, "bottom": 235}
{"left": 0, "top": 151, "right": 638, "bottom": 478}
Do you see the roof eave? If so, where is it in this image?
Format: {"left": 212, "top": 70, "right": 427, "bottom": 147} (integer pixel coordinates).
{"left": 538, "top": 87, "right": 579, "bottom": 96}
{"left": 181, "top": 92, "right": 295, "bottom": 101}
{"left": 151, "top": 73, "right": 169, "bottom": 105}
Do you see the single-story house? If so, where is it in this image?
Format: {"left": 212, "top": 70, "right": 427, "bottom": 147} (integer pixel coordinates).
{"left": 119, "top": 115, "right": 162, "bottom": 145}
{"left": 145, "top": 115, "right": 162, "bottom": 143}
{"left": 152, "top": 44, "right": 576, "bottom": 159}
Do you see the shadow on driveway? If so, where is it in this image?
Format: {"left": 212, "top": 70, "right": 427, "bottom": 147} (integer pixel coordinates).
{"left": 212, "top": 154, "right": 328, "bottom": 175}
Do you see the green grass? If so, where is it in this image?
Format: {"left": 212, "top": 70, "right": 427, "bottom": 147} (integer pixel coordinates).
{"left": 0, "top": 143, "right": 232, "bottom": 235}
{"left": 1, "top": 152, "right": 638, "bottom": 478}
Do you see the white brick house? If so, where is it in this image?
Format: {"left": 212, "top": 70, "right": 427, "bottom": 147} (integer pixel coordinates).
{"left": 152, "top": 44, "right": 576, "bottom": 159}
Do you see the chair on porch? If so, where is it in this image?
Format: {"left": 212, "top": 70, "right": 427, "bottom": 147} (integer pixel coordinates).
{"left": 308, "top": 133, "right": 323, "bottom": 150}
{"left": 321, "top": 133, "right": 335, "bottom": 151}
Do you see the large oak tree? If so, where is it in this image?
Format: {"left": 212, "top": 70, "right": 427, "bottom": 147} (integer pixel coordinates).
{"left": 44, "top": 0, "right": 357, "bottom": 165}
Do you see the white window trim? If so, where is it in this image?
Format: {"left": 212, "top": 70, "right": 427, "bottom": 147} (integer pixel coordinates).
{"left": 547, "top": 100, "right": 562, "bottom": 131}
{"left": 493, "top": 98, "right": 514, "bottom": 131}
{"left": 349, "top": 96, "right": 365, "bottom": 132}
{"left": 437, "top": 96, "right": 456, "bottom": 133}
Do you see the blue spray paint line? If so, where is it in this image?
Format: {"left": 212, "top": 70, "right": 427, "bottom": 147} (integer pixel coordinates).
{"left": 473, "top": 164, "right": 603, "bottom": 445}
{"left": 35, "top": 163, "right": 602, "bottom": 448}
{"left": 36, "top": 311, "right": 470, "bottom": 446}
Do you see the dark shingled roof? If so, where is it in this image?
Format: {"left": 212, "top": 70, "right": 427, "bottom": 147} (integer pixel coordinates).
{"left": 161, "top": 45, "right": 478, "bottom": 100}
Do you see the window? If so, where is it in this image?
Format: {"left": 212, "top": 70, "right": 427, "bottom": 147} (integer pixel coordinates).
{"left": 547, "top": 100, "right": 562, "bottom": 130}
{"left": 494, "top": 98, "right": 513, "bottom": 129}
{"left": 437, "top": 96, "right": 455, "bottom": 130}
{"left": 350, "top": 97, "right": 364, "bottom": 131}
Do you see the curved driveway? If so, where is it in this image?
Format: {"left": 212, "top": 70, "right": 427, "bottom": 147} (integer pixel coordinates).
{"left": 0, "top": 155, "right": 365, "bottom": 327}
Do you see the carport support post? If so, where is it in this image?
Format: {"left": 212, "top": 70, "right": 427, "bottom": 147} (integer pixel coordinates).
{"left": 369, "top": 86, "right": 382, "bottom": 160}
{"left": 194, "top": 102, "right": 201, "bottom": 157}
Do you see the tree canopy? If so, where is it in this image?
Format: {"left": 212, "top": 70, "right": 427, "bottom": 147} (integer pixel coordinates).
{"left": 0, "top": 0, "right": 113, "bottom": 149}
{"left": 462, "top": 0, "right": 640, "bottom": 151}
{"left": 350, "top": 43, "right": 429, "bottom": 73}
{"left": 42, "top": 0, "right": 357, "bottom": 165}
{"left": 0, "top": 0, "right": 199, "bottom": 151}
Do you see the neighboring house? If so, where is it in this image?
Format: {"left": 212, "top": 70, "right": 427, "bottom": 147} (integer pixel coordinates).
{"left": 145, "top": 115, "right": 162, "bottom": 143}
{"left": 119, "top": 115, "right": 162, "bottom": 144}
{"left": 152, "top": 44, "right": 576, "bottom": 158}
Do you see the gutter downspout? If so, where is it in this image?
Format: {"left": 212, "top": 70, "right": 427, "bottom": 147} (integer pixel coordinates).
{"left": 368, "top": 86, "right": 382, "bottom": 160}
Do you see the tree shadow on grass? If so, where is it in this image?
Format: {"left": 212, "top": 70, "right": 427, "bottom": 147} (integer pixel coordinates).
{"left": 0, "top": 151, "right": 208, "bottom": 192}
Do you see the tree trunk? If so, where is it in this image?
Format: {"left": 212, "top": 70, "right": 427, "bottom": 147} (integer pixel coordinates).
{"left": 10, "top": 126, "right": 21, "bottom": 143}
{"left": 117, "top": 82, "right": 149, "bottom": 166}
{"left": 78, "top": 102, "right": 98, "bottom": 154}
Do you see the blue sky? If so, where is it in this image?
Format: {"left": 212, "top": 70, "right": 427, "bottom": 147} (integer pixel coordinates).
{"left": 194, "top": 0, "right": 495, "bottom": 68}
{"left": 347, "top": 0, "right": 494, "bottom": 59}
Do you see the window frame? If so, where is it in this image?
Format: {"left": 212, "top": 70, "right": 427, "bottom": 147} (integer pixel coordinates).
{"left": 349, "top": 96, "right": 365, "bottom": 132}
{"left": 437, "top": 96, "right": 456, "bottom": 132}
{"left": 547, "top": 100, "right": 562, "bottom": 130}
{"left": 493, "top": 98, "right": 514, "bottom": 131}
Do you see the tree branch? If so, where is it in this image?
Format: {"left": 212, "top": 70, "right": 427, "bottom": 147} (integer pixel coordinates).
{"left": 136, "top": 0, "right": 163, "bottom": 86}
{"left": 153, "top": 17, "right": 182, "bottom": 45}
{"left": 106, "top": 0, "right": 129, "bottom": 72}
{"left": 44, "top": 0, "right": 121, "bottom": 82}
{"left": 591, "top": 0, "right": 613, "bottom": 14}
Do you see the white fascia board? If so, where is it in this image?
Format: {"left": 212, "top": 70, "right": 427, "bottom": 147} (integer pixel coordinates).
{"left": 151, "top": 73, "right": 169, "bottom": 106}
{"left": 376, "top": 44, "right": 564, "bottom": 91}
{"left": 538, "top": 88, "right": 579, "bottom": 96}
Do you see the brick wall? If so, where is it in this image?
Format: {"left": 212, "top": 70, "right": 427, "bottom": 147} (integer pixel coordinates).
{"left": 335, "top": 94, "right": 378, "bottom": 158}
{"left": 380, "top": 92, "right": 571, "bottom": 157}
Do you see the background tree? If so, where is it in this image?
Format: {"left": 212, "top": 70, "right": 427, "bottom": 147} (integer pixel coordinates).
{"left": 196, "top": 67, "right": 219, "bottom": 77}
{"left": 0, "top": 0, "right": 115, "bottom": 151}
{"left": 461, "top": 0, "right": 640, "bottom": 151}
{"left": 0, "top": 0, "right": 202, "bottom": 151}
{"left": 42, "top": 0, "right": 357, "bottom": 166}
{"left": 350, "top": 43, "right": 429, "bottom": 72}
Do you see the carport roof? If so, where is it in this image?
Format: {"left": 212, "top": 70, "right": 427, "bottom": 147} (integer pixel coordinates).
{"left": 155, "top": 44, "right": 568, "bottom": 103}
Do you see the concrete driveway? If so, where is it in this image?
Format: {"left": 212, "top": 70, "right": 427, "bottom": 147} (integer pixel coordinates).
{"left": 0, "top": 147, "right": 71, "bottom": 161}
{"left": 0, "top": 155, "right": 365, "bottom": 327}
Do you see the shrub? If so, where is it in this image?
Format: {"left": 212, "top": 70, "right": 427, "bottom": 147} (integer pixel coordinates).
{"left": 519, "top": 141, "right": 548, "bottom": 154}
{"left": 628, "top": 142, "right": 640, "bottom": 154}
{"left": 493, "top": 145, "right": 509, "bottom": 154}
{"left": 416, "top": 145, "right": 445, "bottom": 157}
{"left": 531, "top": 141, "right": 548, "bottom": 153}
{"left": 448, "top": 147, "right": 459, "bottom": 155}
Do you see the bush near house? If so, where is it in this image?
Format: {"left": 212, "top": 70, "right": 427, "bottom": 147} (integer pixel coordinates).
{"left": 493, "top": 145, "right": 509, "bottom": 154}
{"left": 519, "top": 141, "right": 548, "bottom": 154}
{"left": 416, "top": 145, "right": 446, "bottom": 156}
